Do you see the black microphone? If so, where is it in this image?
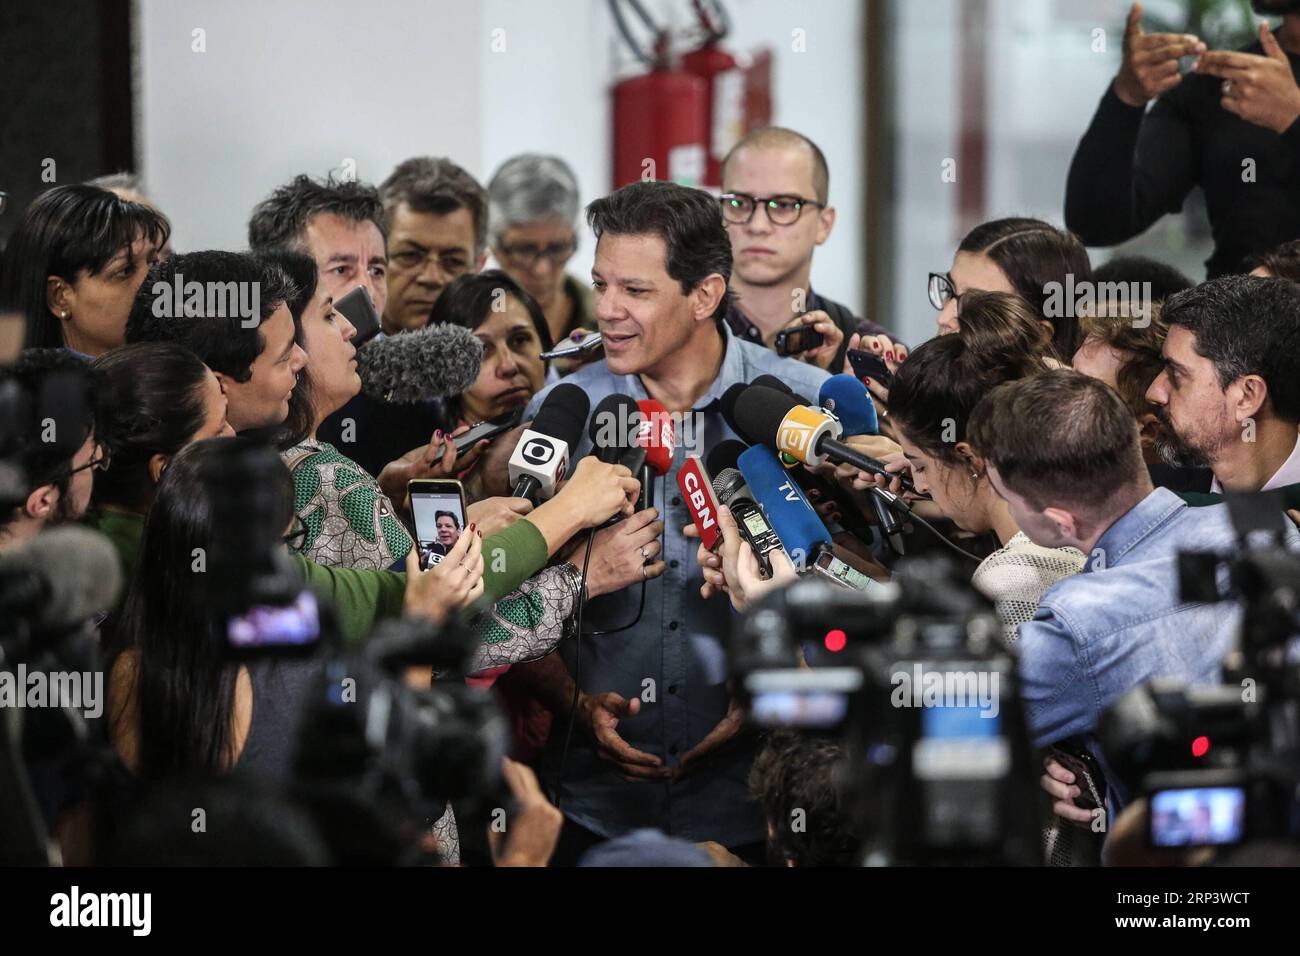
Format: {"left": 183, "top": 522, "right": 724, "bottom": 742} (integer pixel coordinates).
{"left": 356, "top": 323, "right": 483, "bottom": 404}
{"left": 508, "top": 383, "right": 590, "bottom": 502}
{"left": 734, "top": 385, "right": 919, "bottom": 496}
{"left": 588, "top": 393, "right": 641, "bottom": 464}
{"left": 705, "top": 439, "right": 784, "bottom": 576}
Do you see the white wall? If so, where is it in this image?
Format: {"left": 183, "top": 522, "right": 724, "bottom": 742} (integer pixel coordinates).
{"left": 138, "top": 0, "right": 868, "bottom": 308}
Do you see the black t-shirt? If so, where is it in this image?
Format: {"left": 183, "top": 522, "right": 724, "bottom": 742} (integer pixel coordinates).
{"left": 1066, "top": 43, "right": 1300, "bottom": 277}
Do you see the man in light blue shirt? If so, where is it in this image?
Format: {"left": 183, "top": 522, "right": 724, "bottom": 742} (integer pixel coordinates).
{"left": 517, "top": 180, "right": 828, "bottom": 854}
{"left": 968, "top": 370, "right": 1298, "bottom": 818}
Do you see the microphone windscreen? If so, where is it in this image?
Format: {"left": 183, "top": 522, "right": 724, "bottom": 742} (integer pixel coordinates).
{"left": 357, "top": 323, "right": 483, "bottom": 404}
{"left": 738, "top": 444, "right": 830, "bottom": 561}
{"left": 532, "top": 383, "right": 591, "bottom": 454}
{"left": 588, "top": 392, "right": 640, "bottom": 462}
{"left": 752, "top": 374, "right": 813, "bottom": 404}
{"left": 733, "top": 385, "right": 803, "bottom": 449}
{"left": 819, "top": 373, "right": 879, "bottom": 437}
{"left": 720, "top": 382, "right": 750, "bottom": 440}
{"left": 706, "top": 439, "right": 749, "bottom": 479}
{"left": 635, "top": 399, "right": 675, "bottom": 476}
{"left": 3, "top": 525, "right": 124, "bottom": 631}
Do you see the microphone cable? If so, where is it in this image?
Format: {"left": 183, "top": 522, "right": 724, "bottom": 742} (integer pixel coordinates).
{"left": 555, "top": 526, "right": 596, "bottom": 811}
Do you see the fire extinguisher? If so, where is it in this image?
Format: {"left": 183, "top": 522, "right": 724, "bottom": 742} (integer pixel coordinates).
{"left": 610, "top": 0, "right": 739, "bottom": 189}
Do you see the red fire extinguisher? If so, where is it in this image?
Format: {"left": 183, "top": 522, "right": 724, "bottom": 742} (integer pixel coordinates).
{"left": 610, "top": 2, "right": 710, "bottom": 188}
{"left": 681, "top": 40, "right": 743, "bottom": 187}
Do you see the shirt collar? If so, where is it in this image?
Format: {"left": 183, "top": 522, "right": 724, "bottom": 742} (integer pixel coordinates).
{"left": 725, "top": 291, "right": 822, "bottom": 344}
{"left": 616, "top": 323, "right": 736, "bottom": 412}
{"left": 1088, "top": 487, "right": 1186, "bottom": 570}
{"left": 1210, "top": 433, "right": 1300, "bottom": 494}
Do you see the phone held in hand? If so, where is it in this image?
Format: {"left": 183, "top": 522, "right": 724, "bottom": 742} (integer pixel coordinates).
{"left": 409, "top": 478, "right": 469, "bottom": 570}
{"left": 774, "top": 326, "right": 824, "bottom": 356}
{"left": 847, "top": 348, "right": 895, "bottom": 389}
{"left": 452, "top": 408, "right": 523, "bottom": 455}
{"left": 540, "top": 331, "right": 603, "bottom": 361}
{"left": 334, "top": 285, "right": 382, "bottom": 346}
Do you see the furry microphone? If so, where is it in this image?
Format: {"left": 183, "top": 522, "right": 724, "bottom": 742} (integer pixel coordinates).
{"left": 356, "top": 323, "right": 483, "bottom": 404}
{"left": 0, "top": 526, "right": 123, "bottom": 643}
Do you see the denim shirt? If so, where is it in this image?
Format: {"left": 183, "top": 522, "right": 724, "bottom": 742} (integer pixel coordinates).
{"left": 525, "top": 323, "right": 829, "bottom": 844}
{"left": 1017, "top": 487, "right": 1300, "bottom": 807}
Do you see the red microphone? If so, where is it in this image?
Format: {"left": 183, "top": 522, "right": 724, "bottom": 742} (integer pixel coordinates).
{"left": 677, "top": 456, "right": 723, "bottom": 550}
{"left": 633, "top": 399, "right": 675, "bottom": 510}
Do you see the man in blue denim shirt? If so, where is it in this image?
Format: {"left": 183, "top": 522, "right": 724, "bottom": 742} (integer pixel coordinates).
{"left": 516, "top": 180, "right": 828, "bottom": 854}
{"left": 969, "top": 370, "right": 1299, "bottom": 817}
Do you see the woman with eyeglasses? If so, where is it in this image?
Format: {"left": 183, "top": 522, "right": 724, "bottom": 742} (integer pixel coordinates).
{"left": 852, "top": 217, "right": 1090, "bottom": 394}
{"left": 487, "top": 154, "right": 596, "bottom": 374}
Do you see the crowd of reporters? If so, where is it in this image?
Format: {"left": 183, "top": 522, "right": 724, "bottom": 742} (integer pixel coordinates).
{"left": 4, "top": 98, "right": 1300, "bottom": 865}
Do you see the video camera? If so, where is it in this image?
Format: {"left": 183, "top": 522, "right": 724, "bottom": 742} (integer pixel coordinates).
{"left": 730, "top": 555, "right": 1041, "bottom": 865}
{"left": 1099, "top": 491, "right": 1300, "bottom": 850}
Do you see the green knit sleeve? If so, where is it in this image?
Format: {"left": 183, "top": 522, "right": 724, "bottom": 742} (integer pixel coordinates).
{"left": 290, "top": 554, "right": 406, "bottom": 646}
{"left": 478, "top": 518, "right": 550, "bottom": 602}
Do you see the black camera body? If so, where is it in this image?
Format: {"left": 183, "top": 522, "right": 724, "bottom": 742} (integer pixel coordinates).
{"left": 731, "top": 557, "right": 1041, "bottom": 865}
{"left": 1099, "top": 492, "right": 1300, "bottom": 848}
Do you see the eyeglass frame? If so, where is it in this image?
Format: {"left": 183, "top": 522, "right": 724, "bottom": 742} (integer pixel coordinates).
{"left": 68, "top": 443, "right": 110, "bottom": 476}
{"left": 927, "top": 272, "right": 964, "bottom": 314}
{"left": 718, "top": 192, "right": 826, "bottom": 226}
{"left": 495, "top": 237, "right": 578, "bottom": 270}
{"left": 387, "top": 244, "right": 475, "bottom": 280}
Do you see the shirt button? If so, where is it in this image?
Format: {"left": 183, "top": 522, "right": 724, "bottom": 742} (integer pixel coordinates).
{"left": 668, "top": 684, "right": 678, "bottom": 695}
{"left": 671, "top": 496, "right": 681, "bottom": 507}
{"left": 669, "top": 559, "right": 679, "bottom": 569}
{"left": 669, "top": 744, "right": 680, "bottom": 756}
{"left": 669, "top": 621, "right": 679, "bottom": 631}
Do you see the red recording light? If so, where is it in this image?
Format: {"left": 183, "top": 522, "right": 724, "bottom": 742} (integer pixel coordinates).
{"left": 824, "top": 629, "right": 847, "bottom": 653}
{"left": 1191, "top": 735, "right": 1211, "bottom": 758}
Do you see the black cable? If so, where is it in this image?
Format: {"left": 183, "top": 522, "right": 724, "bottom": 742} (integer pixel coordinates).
{"left": 894, "top": 503, "right": 983, "bottom": 563}
{"left": 608, "top": 0, "right": 658, "bottom": 66}
{"left": 555, "top": 528, "right": 596, "bottom": 812}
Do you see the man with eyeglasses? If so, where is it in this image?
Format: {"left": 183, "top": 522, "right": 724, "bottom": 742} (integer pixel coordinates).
{"left": 487, "top": 155, "right": 597, "bottom": 374}
{"left": 718, "top": 127, "right": 900, "bottom": 373}
{"left": 379, "top": 157, "right": 488, "bottom": 336}
{"left": 0, "top": 349, "right": 104, "bottom": 550}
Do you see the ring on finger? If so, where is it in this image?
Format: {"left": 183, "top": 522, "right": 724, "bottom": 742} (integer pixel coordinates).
{"left": 1222, "top": 79, "right": 1233, "bottom": 96}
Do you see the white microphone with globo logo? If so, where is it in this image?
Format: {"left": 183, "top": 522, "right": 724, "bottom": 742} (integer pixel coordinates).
{"left": 508, "top": 383, "right": 591, "bottom": 503}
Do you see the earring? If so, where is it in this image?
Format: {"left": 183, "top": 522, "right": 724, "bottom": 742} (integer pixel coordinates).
{"left": 60, "top": 311, "right": 68, "bottom": 319}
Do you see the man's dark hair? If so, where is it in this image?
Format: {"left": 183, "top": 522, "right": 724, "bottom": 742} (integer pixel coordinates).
{"left": 380, "top": 157, "right": 488, "bottom": 256}
{"left": 748, "top": 730, "right": 861, "bottom": 866}
{"left": 0, "top": 185, "right": 171, "bottom": 349}
{"left": 247, "top": 173, "right": 387, "bottom": 253}
{"left": 1245, "top": 238, "right": 1300, "bottom": 284}
{"left": 1162, "top": 275, "right": 1300, "bottom": 424}
{"left": 586, "top": 180, "right": 736, "bottom": 322}
{"left": 125, "top": 250, "right": 296, "bottom": 384}
{"left": 968, "top": 369, "right": 1145, "bottom": 513}
{"left": 720, "top": 126, "right": 831, "bottom": 204}
{"left": 250, "top": 248, "right": 317, "bottom": 448}
{"left": 1, "top": 349, "right": 98, "bottom": 521}
{"left": 960, "top": 217, "right": 1091, "bottom": 358}
{"left": 434, "top": 509, "right": 461, "bottom": 528}
{"left": 1091, "top": 255, "right": 1194, "bottom": 303}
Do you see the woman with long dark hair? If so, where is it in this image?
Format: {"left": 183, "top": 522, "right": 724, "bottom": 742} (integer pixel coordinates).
{"left": 0, "top": 185, "right": 170, "bottom": 356}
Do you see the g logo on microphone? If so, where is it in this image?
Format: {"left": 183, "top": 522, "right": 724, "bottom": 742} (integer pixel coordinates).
{"left": 522, "top": 437, "right": 557, "bottom": 465}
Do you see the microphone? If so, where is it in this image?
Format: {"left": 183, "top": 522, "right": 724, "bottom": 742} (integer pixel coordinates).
{"left": 356, "top": 323, "right": 483, "bottom": 404}
{"left": 735, "top": 385, "right": 918, "bottom": 495}
{"left": 818, "top": 374, "right": 879, "bottom": 437}
{"left": 0, "top": 526, "right": 123, "bottom": 647}
{"left": 720, "top": 375, "right": 809, "bottom": 445}
{"left": 737, "top": 445, "right": 877, "bottom": 592}
{"left": 678, "top": 455, "right": 723, "bottom": 551}
{"left": 588, "top": 393, "right": 640, "bottom": 465}
{"left": 818, "top": 374, "right": 905, "bottom": 555}
{"left": 508, "top": 383, "right": 590, "bottom": 502}
{"left": 633, "top": 399, "right": 675, "bottom": 510}
{"left": 710, "top": 467, "right": 784, "bottom": 578}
